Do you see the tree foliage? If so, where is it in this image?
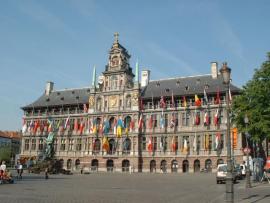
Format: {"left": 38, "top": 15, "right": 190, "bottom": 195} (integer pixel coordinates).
{"left": 232, "top": 53, "right": 270, "bottom": 146}
{"left": 0, "top": 145, "right": 11, "bottom": 162}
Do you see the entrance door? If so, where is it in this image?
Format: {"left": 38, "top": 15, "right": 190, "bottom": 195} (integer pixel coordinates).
{"left": 150, "top": 160, "right": 156, "bottom": 173}
{"left": 107, "top": 160, "right": 114, "bottom": 172}
{"left": 171, "top": 160, "right": 178, "bottom": 173}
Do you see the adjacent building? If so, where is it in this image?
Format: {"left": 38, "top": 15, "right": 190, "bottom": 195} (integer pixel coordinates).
{"left": 21, "top": 34, "right": 243, "bottom": 173}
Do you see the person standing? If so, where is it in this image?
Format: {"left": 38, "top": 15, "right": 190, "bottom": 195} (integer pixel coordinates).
{"left": 0, "top": 161, "right": 7, "bottom": 172}
{"left": 16, "top": 161, "right": 23, "bottom": 179}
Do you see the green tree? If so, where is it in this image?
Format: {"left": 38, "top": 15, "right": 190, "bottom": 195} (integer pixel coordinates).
{"left": 232, "top": 52, "right": 270, "bottom": 159}
{"left": 0, "top": 145, "right": 11, "bottom": 163}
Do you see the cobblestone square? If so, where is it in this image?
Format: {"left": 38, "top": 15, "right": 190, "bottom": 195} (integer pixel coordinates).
{"left": 1, "top": 172, "right": 270, "bottom": 203}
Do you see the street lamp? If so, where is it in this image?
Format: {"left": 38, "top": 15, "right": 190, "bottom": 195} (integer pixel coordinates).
{"left": 244, "top": 114, "right": 251, "bottom": 188}
{"left": 220, "top": 62, "right": 234, "bottom": 203}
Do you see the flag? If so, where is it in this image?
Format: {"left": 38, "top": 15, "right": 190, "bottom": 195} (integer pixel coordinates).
{"left": 74, "top": 118, "right": 78, "bottom": 132}
{"left": 170, "top": 114, "right": 175, "bottom": 128}
{"left": 160, "top": 112, "right": 165, "bottom": 129}
{"left": 160, "top": 136, "right": 164, "bottom": 151}
{"left": 171, "top": 136, "right": 177, "bottom": 152}
{"left": 204, "top": 111, "right": 210, "bottom": 126}
{"left": 195, "top": 95, "right": 201, "bottom": 107}
{"left": 138, "top": 114, "right": 143, "bottom": 130}
{"left": 40, "top": 121, "right": 44, "bottom": 133}
{"left": 83, "top": 104, "right": 88, "bottom": 113}
{"left": 215, "top": 132, "right": 221, "bottom": 150}
{"left": 22, "top": 118, "right": 27, "bottom": 133}
{"left": 204, "top": 89, "right": 208, "bottom": 104}
{"left": 102, "top": 136, "right": 109, "bottom": 152}
{"left": 148, "top": 115, "right": 153, "bottom": 129}
{"left": 215, "top": 88, "right": 221, "bottom": 104}
{"left": 147, "top": 137, "right": 153, "bottom": 152}
{"left": 214, "top": 109, "right": 219, "bottom": 126}
{"left": 116, "top": 118, "right": 124, "bottom": 137}
{"left": 160, "top": 96, "right": 166, "bottom": 109}
{"left": 182, "top": 96, "right": 187, "bottom": 108}
{"left": 195, "top": 113, "right": 200, "bottom": 125}
{"left": 183, "top": 139, "right": 188, "bottom": 153}
{"left": 33, "top": 120, "right": 40, "bottom": 134}
{"left": 79, "top": 118, "right": 85, "bottom": 134}
{"left": 129, "top": 119, "right": 135, "bottom": 132}
{"left": 103, "top": 120, "right": 110, "bottom": 134}
{"left": 193, "top": 133, "right": 197, "bottom": 152}
{"left": 171, "top": 92, "right": 175, "bottom": 108}
{"left": 64, "top": 116, "right": 70, "bottom": 129}
{"left": 47, "top": 118, "right": 53, "bottom": 133}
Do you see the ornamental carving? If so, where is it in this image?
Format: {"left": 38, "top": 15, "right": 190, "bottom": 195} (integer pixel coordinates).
{"left": 109, "top": 95, "right": 118, "bottom": 107}
{"left": 89, "top": 96, "right": 95, "bottom": 108}
{"left": 132, "top": 92, "right": 139, "bottom": 106}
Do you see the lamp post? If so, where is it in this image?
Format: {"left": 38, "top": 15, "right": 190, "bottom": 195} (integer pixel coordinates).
{"left": 220, "top": 62, "right": 233, "bottom": 202}
{"left": 244, "top": 114, "right": 251, "bottom": 188}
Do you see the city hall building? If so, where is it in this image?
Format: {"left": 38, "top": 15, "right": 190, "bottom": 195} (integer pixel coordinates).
{"left": 21, "top": 34, "right": 243, "bottom": 173}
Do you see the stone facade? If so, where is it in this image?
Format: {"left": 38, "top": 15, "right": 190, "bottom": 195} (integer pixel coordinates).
{"left": 20, "top": 34, "right": 243, "bottom": 173}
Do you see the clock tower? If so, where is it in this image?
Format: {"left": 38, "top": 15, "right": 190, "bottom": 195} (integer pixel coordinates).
{"left": 89, "top": 33, "right": 139, "bottom": 113}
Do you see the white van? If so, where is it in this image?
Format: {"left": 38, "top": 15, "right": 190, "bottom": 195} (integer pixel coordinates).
{"left": 216, "top": 164, "right": 236, "bottom": 184}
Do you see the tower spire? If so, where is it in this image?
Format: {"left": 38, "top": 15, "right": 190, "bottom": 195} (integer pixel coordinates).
{"left": 91, "top": 65, "right": 96, "bottom": 87}
{"left": 135, "top": 59, "right": 139, "bottom": 83}
{"left": 114, "top": 32, "right": 119, "bottom": 43}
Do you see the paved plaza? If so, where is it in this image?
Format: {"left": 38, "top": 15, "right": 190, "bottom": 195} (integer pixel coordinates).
{"left": 0, "top": 172, "right": 270, "bottom": 203}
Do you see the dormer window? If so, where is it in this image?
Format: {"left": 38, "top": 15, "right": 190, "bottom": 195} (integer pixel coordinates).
{"left": 111, "top": 56, "right": 119, "bottom": 67}
{"left": 57, "top": 92, "right": 60, "bottom": 96}
{"left": 176, "top": 80, "right": 180, "bottom": 86}
{"left": 156, "top": 82, "right": 160, "bottom": 87}
{"left": 185, "top": 85, "right": 189, "bottom": 91}
{"left": 165, "top": 88, "right": 170, "bottom": 93}
{"left": 204, "top": 84, "right": 209, "bottom": 89}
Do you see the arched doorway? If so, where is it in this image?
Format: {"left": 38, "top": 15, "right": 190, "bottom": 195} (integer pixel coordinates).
{"left": 171, "top": 160, "right": 178, "bottom": 173}
{"left": 194, "top": 159, "right": 200, "bottom": 173}
{"left": 75, "top": 159, "right": 80, "bottom": 170}
{"left": 124, "top": 116, "right": 131, "bottom": 128}
{"left": 182, "top": 160, "right": 189, "bottom": 173}
{"left": 122, "top": 160, "right": 130, "bottom": 172}
{"left": 205, "top": 159, "right": 212, "bottom": 172}
{"left": 67, "top": 159, "right": 72, "bottom": 170}
{"left": 91, "top": 159, "right": 98, "bottom": 172}
{"left": 109, "top": 139, "right": 116, "bottom": 154}
{"left": 160, "top": 160, "right": 167, "bottom": 173}
{"left": 59, "top": 159, "right": 64, "bottom": 169}
{"left": 217, "top": 158, "right": 224, "bottom": 166}
{"left": 123, "top": 138, "right": 131, "bottom": 154}
{"left": 150, "top": 160, "right": 156, "bottom": 173}
{"left": 106, "top": 159, "right": 114, "bottom": 172}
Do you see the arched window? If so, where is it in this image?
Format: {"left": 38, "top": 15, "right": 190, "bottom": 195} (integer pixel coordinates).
{"left": 122, "top": 160, "right": 130, "bottom": 172}
{"left": 150, "top": 160, "right": 156, "bottom": 173}
{"left": 96, "top": 97, "right": 102, "bottom": 111}
{"left": 106, "top": 160, "right": 114, "bottom": 172}
{"left": 205, "top": 159, "right": 212, "bottom": 172}
{"left": 171, "top": 160, "right": 178, "bottom": 173}
{"left": 124, "top": 116, "right": 131, "bottom": 129}
{"left": 93, "top": 139, "right": 101, "bottom": 154}
{"left": 67, "top": 159, "right": 72, "bottom": 170}
{"left": 122, "top": 138, "right": 131, "bottom": 154}
{"left": 194, "top": 159, "right": 200, "bottom": 173}
{"left": 91, "top": 159, "right": 98, "bottom": 171}
{"left": 182, "top": 160, "right": 189, "bottom": 173}
{"left": 109, "top": 117, "right": 116, "bottom": 132}
{"left": 75, "top": 159, "right": 80, "bottom": 170}
{"left": 109, "top": 139, "right": 116, "bottom": 154}
{"left": 160, "top": 160, "right": 167, "bottom": 173}
{"left": 111, "top": 75, "right": 118, "bottom": 90}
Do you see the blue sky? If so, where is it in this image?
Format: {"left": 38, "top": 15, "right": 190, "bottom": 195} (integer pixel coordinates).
{"left": 0, "top": 0, "right": 269, "bottom": 131}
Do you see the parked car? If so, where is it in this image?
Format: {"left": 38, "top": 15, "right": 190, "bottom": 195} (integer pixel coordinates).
{"left": 216, "top": 164, "right": 237, "bottom": 184}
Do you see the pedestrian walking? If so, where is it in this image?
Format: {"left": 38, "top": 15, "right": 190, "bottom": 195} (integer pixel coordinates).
{"left": 45, "top": 168, "right": 49, "bottom": 179}
{"left": 16, "top": 161, "right": 23, "bottom": 179}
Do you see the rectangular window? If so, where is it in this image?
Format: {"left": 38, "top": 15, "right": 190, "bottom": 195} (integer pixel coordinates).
{"left": 31, "top": 139, "right": 36, "bottom": 150}
{"left": 38, "top": 139, "right": 43, "bottom": 151}
{"left": 60, "top": 139, "right": 66, "bottom": 151}
{"left": 76, "top": 138, "right": 82, "bottom": 151}
{"left": 24, "top": 139, "right": 30, "bottom": 151}
{"left": 153, "top": 137, "right": 157, "bottom": 151}
{"left": 54, "top": 138, "right": 58, "bottom": 151}
{"left": 142, "top": 136, "right": 146, "bottom": 150}
{"left": 68, "top": 139, "right": 74, "bottom": 151}
{"left": 182, "top": 112, "right": 190, "bottom": 126}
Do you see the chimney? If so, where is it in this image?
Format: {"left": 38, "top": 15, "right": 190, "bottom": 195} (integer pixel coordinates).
{"left": 211, "top": 62, "right": 218, "bottom": 79}
{"left": 141, "top": 70, "right": 150, "bottom": 87}
{"left": 45, "top": 81, "right": 54, "bottom": 95}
